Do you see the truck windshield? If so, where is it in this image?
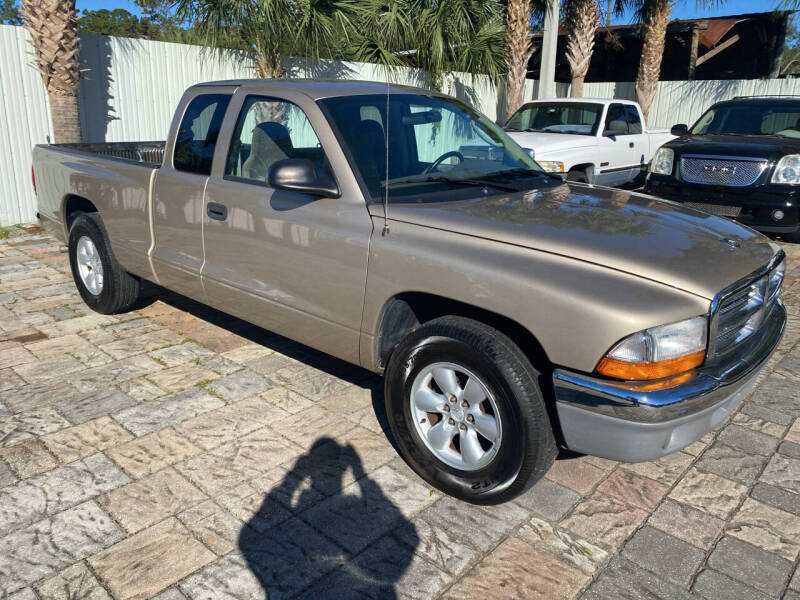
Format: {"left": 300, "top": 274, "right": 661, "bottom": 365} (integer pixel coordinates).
{"left": 319, "top": 93, "right": 546, "bottom": 204}
{"left": 505, "top": 102, "right": 603, "bottom": 136}
{"left": 690, "top": 104, "right": 800, "bottom": 138}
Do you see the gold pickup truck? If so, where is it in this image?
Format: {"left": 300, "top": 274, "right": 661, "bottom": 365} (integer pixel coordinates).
{"left": 32, "top": 80, "right": 786, "bottom": 504}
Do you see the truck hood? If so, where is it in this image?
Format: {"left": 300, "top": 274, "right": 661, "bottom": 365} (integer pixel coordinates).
{"left": 505, "top": 131, "right": 596, "bottom": 155}
{"left": 665, "top": 134, "right": 800, "bottom": 161}
{"left": 375, "top": 182, "right": 780, "bottom": 299}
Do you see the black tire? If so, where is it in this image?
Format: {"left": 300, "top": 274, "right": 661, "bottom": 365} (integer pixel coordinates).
{"left": 68, "top": 213, "right": 140, "bottom": 314}
{"left": 384, "top": 316, "right": 557, "bottom": 504}
{"left": 566, "top": 168, "right": 588, "bottom": 183}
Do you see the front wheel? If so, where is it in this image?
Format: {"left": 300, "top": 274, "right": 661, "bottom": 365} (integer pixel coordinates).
{"left": 384, "top": 316, "right": 557, "bottom": 504}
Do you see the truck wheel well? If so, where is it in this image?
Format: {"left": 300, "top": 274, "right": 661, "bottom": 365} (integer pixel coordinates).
{"left": 567, "top": 164, "right": 594, "bottom": 182}
{"left": 377, "top": 292, "right": 551, "bottom": 373}
{"left": 63, "top": 195, "right": 98, "bottom": 231}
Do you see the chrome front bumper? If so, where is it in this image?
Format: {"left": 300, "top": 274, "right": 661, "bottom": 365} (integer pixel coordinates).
{"left": 552, "top": 301, "right": 786, "bottom": 462}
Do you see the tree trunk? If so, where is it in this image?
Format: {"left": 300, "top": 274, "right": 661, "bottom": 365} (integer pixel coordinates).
{"left": 48, "top": 94, "right": 81, "bottom": 143}
{"left": 564, "top": 0, "right": 599, "bottom": 99}
{"left": 505, "top": 0, "right": 533, "bottom": 120}
{"left": 635, "top": 0, "right": 671, "bottom": 121}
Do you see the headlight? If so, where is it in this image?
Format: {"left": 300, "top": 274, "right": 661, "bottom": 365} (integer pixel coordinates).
{"left": 771, "top": 155, "right": 800, "bottom": 184}
{"left": 649, "top": 147, "right": 674, "bottom": 175}
{"left": 537, "top": 160, "right": 565, "bottom": 173}
{"left": 596, "top": 315, "right": 707, "bottom": 380}
{"left": 768, "top": 259, "right": 785, "bottom": 303}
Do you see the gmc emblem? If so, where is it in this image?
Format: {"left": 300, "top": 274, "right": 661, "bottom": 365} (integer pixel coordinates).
{"left": 703, "top": 164, "right": 735, "bottom": 175}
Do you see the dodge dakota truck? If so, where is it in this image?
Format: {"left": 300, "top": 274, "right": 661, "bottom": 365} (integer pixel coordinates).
{"left": 505, "top": 98, "right": 673, "bottom": 186}
{"left": 33, "top": 80, "right": 786, "bottom": 504}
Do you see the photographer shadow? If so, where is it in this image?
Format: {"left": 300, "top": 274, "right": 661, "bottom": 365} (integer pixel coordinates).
{"left": 239, "top": 437, "right": 419, "bottom": 599}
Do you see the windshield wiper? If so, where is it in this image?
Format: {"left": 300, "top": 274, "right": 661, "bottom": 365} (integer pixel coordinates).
{"left": 383, "top": 175, "right": 520, "bottom": 193}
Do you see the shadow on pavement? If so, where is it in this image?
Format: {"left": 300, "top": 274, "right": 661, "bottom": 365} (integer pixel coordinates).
{"left": 239, "top": 437, "right": 419, "bottom": 599}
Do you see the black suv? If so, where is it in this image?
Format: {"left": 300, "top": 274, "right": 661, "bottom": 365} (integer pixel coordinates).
{"left": 645, "top": 96, "right": 800, "bottom": 242}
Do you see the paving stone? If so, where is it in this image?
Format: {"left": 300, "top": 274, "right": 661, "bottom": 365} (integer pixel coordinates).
{"left": 106, "top": 428, "right": 201, "bottom": 479}
{"left": 760, "top": 454, "right": 800, "bottom": 494}
{"left": 301, "top": 465, "right": 436, "bottom": 554}
{"left": 35, "top": 560, "right": 112, "bottom": 600}
{"left": 517, "top": 516, "right": 609, "bottom": 575}
{"left": 302, "top": 533, "right": 452, "bottom": 600}
{"left": 669, "top": 468, "right": 748, "bottom": 519}
{"left": 692, "top": 568, "right": 770, "bottom": 600}
{"left": 0, "top": 501, "right": 124, "bottom": 595}
{"left": 751, "top": 482, "right": 800, "bottom": 517}
{"left": 58, "top": 387, "right": 138, "bottom": 425}
{"left": 787, "top": 419, "right": 800, "bottom": 445}
{"left": 12, "top": 355, "right": 84, "bottom": 384}
{"left": 71, "top": 345, "right": 113, "bottom": 367}
{"left": 246, "top": 352, "right": 304, "bottom": 376}
{"left": 0, "top": 344, "right": 35, "bottom": 370}
{"left": 512, "top": 477, "right": 581, "bottom": 521}
{"left": 116, "top": 377, "right": 166, "bottom": 402}
{"left": 718, "top": 424, "right": 781, "bottom": 456}
{"left": 748, "top": 376, "right": 800, "bottom": 418}
{"left": 0, "top": 407, "right": 72, "bottom": 448}
{"left": 24, "top": 334, "right": 89, "bottom": 359}
{"left": 259, "top": 386, "right": 313, "bottom": 414}
{"left": 732, "top": 412, "right": 789, "bottom": 438}
{"left": 89, "top": 518, "right": 216, "bottom": 600}
{"left": 175, "top": 395, "right": 288, "bottom": 450}
{"left": 7, "top": 588, "right": 37, "bottom": 600}
{"left": 544, "top": 456, "right": 608, "bottom": 494}
{"left": 205, "top": 369, "right": 272, "bottom": 402}
{"left": 648, "top": 498, "right": 724, "bottom": 549}
{"left": 791, "top": 566, "right": 800, "bottom": 591}
{"left": 728, "top": 497, "right": 800, "bottom": 561}
{"left": 784, "top": 591, "right": 800, "bottom": 600}
{"left": 696, "top": 441, "right": 770, "bottom": 485}
{"left": 215, "top": 482, "right": 292, "bottom": 533}
{"left": 176, "top": 427, "right": 299, "bottom": 496}
{"left": 178, "top": 499, "right": 242, "bottom": 555}
{"left": 151, "top": 589, "right": 188, "bottom": 600}
{"left": 741, "top": 402, "right": 796, "bottom": 427}
{"left": 0, "top": 453, "right": 129, "bottom": 537}
{"left": 99, "top": 329, "right": 183, "bottom": 360}
{"left": 150, "top": 342, "right": 217, "bottom": 367}
{"left": 393, "top": 516, "right": 477, "bottom": 576}
{"left": 0, "top": 437, "right": 57, "bottom": 477}
{"left": 42, "top": 416, "right": 134, "bottom": 464}
{"left": 70, "top": 355, "right": 164, "bottom": 394}
{"left": 98, "top": 468, "right": 207, "bottom": 534}
{"left": 443, "top": 535, "right": 588, "bottom": 600}
{"left": 114, "top": 388, "right": 224, "bottom": 436}
{"left": 147, "top": 362, "right": 219, "bottom": 392}
{"left": 280, "top": 372, "right": 351, "bottom": 402}
{"left": 0, "top": 459, "right": 18, "bottom": 489}
{"left": 621, "top": 526, "right": 705, "bottom": 587}
{"left": 235, "top": 517, "right": 345, "bottom": 599}
{"left": 561, "top": 492, "right": 649, "bottom": 552}
{"left": 707, "top": 536, "right": 793, "bottom": 597}
{"left": 595, "top": 468, "right": 668, "bottom": 510}
{"left": 779, "top": 440, "right": 800, "bottom": 460}
{"left": 268, "top": 404, "right": 357, "bottom": 449}
{"left": 580, "top": 556, "right": 695, "bottom": 600}
{"left": 0, "top": 368, "right": 25, "bottom": 393}
{"left": 177, "top": 554, "right": 266, "bottom": 600}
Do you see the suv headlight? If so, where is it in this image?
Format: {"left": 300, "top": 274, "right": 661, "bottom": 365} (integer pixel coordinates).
{"left": 771, "top": 155, "right": 800, "bottom": 184}
{"left": 596, "top": 315, "right": 707, "bottom": 380}
{"left": 649, "top": 147, "right": 674, "bottom": 175}
{"left": 537, "top": 160, "right": 565, "bottom": 173}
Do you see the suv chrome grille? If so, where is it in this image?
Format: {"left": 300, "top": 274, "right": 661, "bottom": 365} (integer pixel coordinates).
{"left": 680, "top": 155, "right": 768, "bottom": 187}
{"left": 683, "top": 202, "right": 742, "bottom": 217}
{"left": 713, "top": 258, "right": 784, "bottom": 357}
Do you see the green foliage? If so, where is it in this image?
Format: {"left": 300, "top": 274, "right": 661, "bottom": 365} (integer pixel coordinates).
{"left": 1, "top": 0, "right": 22, "bottom": 25}
{"left": 78, "top": 8, "right": 161, "bottom": 38}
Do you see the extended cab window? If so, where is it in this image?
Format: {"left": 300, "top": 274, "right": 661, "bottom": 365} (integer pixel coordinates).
{"left": 604, "top": 104, "right": 630, "bottom": 135}
{"left": 624, "top": 105, "right": 643, "bottom": 134}
{"left": 225, "top": 96, "right": 327, "bottom": 184}
{"left": 173, "top": 94, "right": 231, "bottom": 175}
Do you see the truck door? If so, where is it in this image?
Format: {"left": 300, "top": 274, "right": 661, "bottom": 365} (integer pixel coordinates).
{"left": 596, "top": 103, "right": 641, "bottom": 187}
{"left": 150, "top": 90, "right": 232, "bottom": 301}
{"left": 200, "top": 90, "right": 372, "bottom": 365}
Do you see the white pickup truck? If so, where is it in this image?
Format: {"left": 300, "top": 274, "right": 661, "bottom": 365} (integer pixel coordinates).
{"left": 505, "top": 98, "right": 674, "bottom": 187}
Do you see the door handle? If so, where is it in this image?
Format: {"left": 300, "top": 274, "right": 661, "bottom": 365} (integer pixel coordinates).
{"left": 207, "top": 202, "right": 227, "bottom": 221}
{"left": 629, "top": 142, "right": 635, "bottom": 148}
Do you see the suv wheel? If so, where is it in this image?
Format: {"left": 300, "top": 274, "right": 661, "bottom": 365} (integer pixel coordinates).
{"left": 384, "top": 316, "right": 557, "bottom": 504}
{"left": 68, "top": 213, "right": 140, "bottom": 314}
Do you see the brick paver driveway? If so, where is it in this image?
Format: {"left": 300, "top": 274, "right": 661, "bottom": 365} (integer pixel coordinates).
{"left": 0, "top": 226, "right": 799, "bottom": 600}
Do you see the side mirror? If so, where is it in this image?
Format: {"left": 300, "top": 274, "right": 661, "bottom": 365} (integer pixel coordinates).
{"left": 268, "top": 158, "right": 340, "bottom": 198}
{"left": 670, "top": 123, "right": 688, "bottom": 136}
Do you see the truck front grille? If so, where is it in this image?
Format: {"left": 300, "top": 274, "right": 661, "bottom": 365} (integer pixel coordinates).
{"left": 713, "top": 259, "right": 784, "bottom": 357}
{"left": 680, "top": 155, "right": 768, "bottom": 187}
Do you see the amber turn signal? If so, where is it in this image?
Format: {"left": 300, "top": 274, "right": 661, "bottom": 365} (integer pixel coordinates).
{"left": 596, "top": 350, "right": 705, "bottom": 381}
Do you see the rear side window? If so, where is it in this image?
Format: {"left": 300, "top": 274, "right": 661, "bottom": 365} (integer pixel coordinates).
{"left": 624, "top": 105, "right": 643, "bottom": 134}
{"left": 604, "top": 104, "right": 629, "bottom": 135}
{"left": 173, "top": 94, "right": 231, "bottom": 175}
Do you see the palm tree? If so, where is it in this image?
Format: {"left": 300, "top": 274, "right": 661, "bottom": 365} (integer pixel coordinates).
{"left": 564, "top": 0, "right": 600, "bottom": 97}
{"left": 504, "top": 0, "right": 534, "bottom": 119}
{"left": 22, "top": 0, "right": 82, "bottom": 143}
{"left": 632, "top": 0, "right": 670, "bottom": 120}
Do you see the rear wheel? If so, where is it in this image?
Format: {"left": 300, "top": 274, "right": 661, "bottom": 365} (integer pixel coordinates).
{"left": 68, "top": 213, "right": 140, "bottom": 314}
{"left": 384, "top": 316, "right": 557, "bottom": 504}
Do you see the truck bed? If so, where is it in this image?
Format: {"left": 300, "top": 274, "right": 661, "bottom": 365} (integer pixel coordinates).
{"left": 50, "top": 141, "right": 165, "bottom": 167}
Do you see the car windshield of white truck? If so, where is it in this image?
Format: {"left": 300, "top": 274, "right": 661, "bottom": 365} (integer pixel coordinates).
{"left": 505, "top": 102, "right": 603, "bottom": 136}
{"left": 320, "top": 93, "right": 546, "bottom": 204}
{"left": 690, "top": 103, "right": 800, "bottom": 138}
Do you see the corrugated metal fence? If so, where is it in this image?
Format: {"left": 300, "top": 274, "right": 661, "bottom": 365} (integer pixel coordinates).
{"left": 2, "top": 22, "right": 799, "bottom": 225}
